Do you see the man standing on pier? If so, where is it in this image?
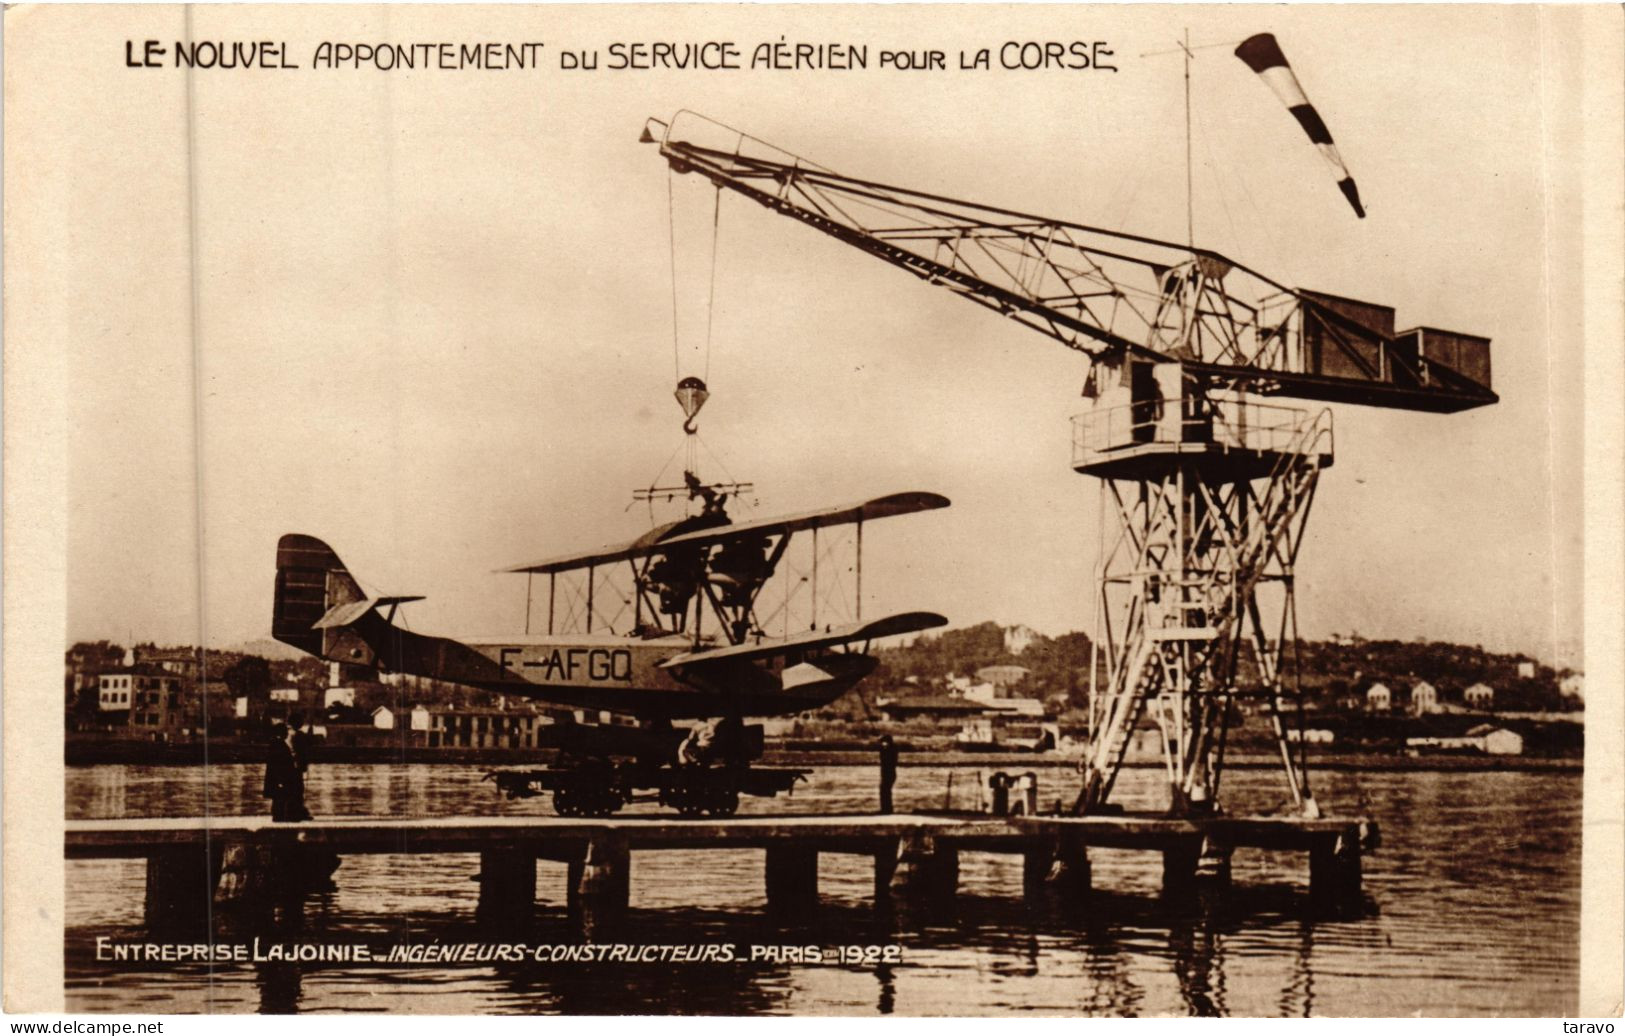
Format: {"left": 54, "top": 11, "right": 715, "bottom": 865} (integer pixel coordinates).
{"left": 878, "top": 735, "right": 899, "bottom": 814}
{"left": 264, "top": 721, "right": 309, "bottom": 822}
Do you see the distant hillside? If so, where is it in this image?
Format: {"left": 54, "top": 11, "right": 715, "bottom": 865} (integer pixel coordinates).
{"left": 872, "top": 621, "right": 1098, "bottom": 706}
{"left": 869, "top": 622, "right": 1579, "bottom": 714}
{"left": 224, "top": 638, "right": 306, "bottom": 662}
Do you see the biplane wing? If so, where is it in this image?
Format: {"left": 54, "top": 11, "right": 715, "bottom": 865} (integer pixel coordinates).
{"left": 653, "top": 492, "right": 950, "bottom": 550}
{"left": 499, "top": 491, "right": 949, "bottom": 574}
{"left": 275, "top": 532, "right": 946, "bottom": 719}
{"left": 496, "top": 521, "right": 689, "bottom": 576}
{"left": 657, "top": 610, "right": 948, "bottom": 672}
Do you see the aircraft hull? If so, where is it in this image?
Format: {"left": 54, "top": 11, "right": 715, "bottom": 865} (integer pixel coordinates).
{"left": 327, "top": 612, "right": 873, "bottom": 719}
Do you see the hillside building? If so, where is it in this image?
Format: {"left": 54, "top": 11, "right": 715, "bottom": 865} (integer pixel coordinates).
{"left": 98, "top": 667, "right": 187, "bottom": 732}
{"left": 976, "top": 665, "right": 1031, "bottom": 689}
{"left": 1366, "top": 683, "right": 1391, "bottom": 711}
{"left": 1411, "top": 681, "right": 1438, "bottom": 716}
{"left": 1469, "top": 724, "right": 1524, "bottom": 755}
{"left": 1464, "top": 682, "right": 1494, "bottom": 708}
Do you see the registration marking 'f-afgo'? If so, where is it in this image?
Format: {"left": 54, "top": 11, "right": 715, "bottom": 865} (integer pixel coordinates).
{"left": 498, "top": 646, "right": 634, "bottom": 683}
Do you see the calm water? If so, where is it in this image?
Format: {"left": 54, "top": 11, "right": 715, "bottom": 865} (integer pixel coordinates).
{"left": 64, "top": 762, "right": 1580, "bottom": 1016}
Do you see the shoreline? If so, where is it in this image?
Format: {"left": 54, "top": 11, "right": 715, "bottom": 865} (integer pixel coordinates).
{"left": 63, "top": 739, "right": 1582, "bottom": 772}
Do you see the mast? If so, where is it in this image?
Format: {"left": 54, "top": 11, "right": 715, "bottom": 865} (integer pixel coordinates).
{"left": 1182, "top": 28, "right": 1194, "bottom": 250}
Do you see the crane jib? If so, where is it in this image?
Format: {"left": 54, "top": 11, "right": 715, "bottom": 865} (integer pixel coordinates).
{"left": 652, "top": 121, "right": 1496, "bottom": 413}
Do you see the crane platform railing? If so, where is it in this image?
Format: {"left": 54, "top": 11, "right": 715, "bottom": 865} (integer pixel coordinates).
{"left": 1071, "top": 398, "right": 1334, "bottom": 471}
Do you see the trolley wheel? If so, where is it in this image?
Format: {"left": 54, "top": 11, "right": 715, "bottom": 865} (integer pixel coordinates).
{"left": 704, "top": 788, "right": 739, "bottom": 818}
{"left": 583, "top": 788, "right": 624, "bottom": 818}
{"left": 667, "top": 786, "right": 705, "bottom": 818}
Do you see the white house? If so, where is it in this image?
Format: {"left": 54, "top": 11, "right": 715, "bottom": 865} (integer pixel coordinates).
{"left": 415, "top": 704, "right": 544, "bottom": 748}
{"left": 1559, "top": 673, "right": 1584, "bottom": 701}
{"left": 1286, "top": 728, "right": 1336, "bottom": 744}
{"left": 97, "top": 668, "right": 185, "bottom": 732}
{"left": 269, "top": 687, "right": 301, "bottom": 703}
{"left": 1407, "top": 724, "right": 1523, "bottom": 756}
{"left": 97, "top": 671, "right": 135, "bottom": 711}
{"left": 1469, "top": 724, "right": 1525, "bottom": 756}
{"left": 323, "top": 686, "right": 356, "bottom": 709}
{"left": 1464, "top": 682, "right": 1494, "bottom": 708}
{"left": 976, "top": 665, "right": 1031, "bottom": 689}
{"left": 1517, "top": 661, "right": 1536, "bottom": 679}
{"left": 1366, "top": 683, "right": 1392, "bottom": 711}
{"left": 371, "top": 705, "right": 397, "bottom": 730}
{"left": 1411, "top": 681, "right": 1438, "bottom": 716}
{"left": 758, "top": 716, "right": 800, "bottom": 737}
{"left": 962, "top": 681, "right": 999, "bottom": 704}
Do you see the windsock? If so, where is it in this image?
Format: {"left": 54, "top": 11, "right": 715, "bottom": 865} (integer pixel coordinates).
{"left": 1235, "top": 33, "right": 1366, "bottom": 218}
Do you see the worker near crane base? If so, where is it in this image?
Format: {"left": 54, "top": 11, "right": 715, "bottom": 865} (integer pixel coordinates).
{"left": 878, "top": 735, "right": 899, "bottom": 814}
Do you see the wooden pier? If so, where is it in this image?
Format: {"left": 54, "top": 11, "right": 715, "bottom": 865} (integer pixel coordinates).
{"left": 66, "top": 811, "right": 1374, "bottom": 937}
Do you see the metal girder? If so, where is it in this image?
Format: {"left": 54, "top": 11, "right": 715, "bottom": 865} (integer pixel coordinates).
{"left": 645, "top": 111, "right": 1496, "bottom": 414}
{"left": 1075, "top": 404, "right": 1331, "bottom": 815}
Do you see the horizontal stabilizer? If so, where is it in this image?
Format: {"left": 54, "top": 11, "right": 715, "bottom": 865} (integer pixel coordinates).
{"left": 313, "top": 595, "right": 426, "bottom": 630}
{"left": 659, "top": 610, "right": 947, "bottom": 670}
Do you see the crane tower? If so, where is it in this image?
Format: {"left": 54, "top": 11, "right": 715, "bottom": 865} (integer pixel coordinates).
{"left": 643, "top": 111, "right": 1497, "bottom": 816}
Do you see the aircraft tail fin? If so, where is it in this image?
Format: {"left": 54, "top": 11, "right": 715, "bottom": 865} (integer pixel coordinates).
{"left": 273, "top": 534, "right": 377, "bottom": 665}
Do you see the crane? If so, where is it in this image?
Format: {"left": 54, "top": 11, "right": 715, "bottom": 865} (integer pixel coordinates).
{"left": 641, "top": 110, "right": 1497, "bottom": 817}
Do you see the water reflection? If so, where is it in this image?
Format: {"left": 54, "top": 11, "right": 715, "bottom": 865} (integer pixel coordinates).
{"left": 1168, "top": 917, "right": 1224, "bottom": 1016}
{"left": 1279, "top": 920, "right": 1316, "bottom": 1018}
{"left": 64, "top": 764, "right": 1580, "bottom": 1015}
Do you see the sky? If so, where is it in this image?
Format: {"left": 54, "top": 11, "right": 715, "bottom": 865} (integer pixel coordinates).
{"left": 29, "top": 5, "right": 1588, "bottom": 666}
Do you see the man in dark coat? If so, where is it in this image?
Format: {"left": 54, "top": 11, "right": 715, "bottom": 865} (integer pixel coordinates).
{"left": 263, "top": 722, "right": 307, "bottom": 822}
{"left": 878, "top": 735, "right": 899, "bottom": 814}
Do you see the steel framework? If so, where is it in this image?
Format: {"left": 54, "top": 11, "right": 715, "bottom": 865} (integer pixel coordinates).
{"left": 1073, "top": 393, "right": 1332, "bottom": 813}
{"left": 644, "top": 111, "right": 1495, "bottom": 815}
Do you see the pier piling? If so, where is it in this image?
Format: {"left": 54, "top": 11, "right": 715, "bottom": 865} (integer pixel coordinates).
{"left": 888, "top": 834, "right": 958, "bottom": 905}
{"left": 764, "top": 846, "right": 819, "bottom": 917}
{"left": 72, "top": 812, "right": 1373, "bottom": 929}
{"left": 1026, "top": 835, "right": 1091, "bottom": 903}
{"left": 144, "top": 846, "right": 215, "bottom": 930}
{"left": 1022, "top": 844, "right": 1053, "bottom": 901}
{"left": 1161, "top": 839, "right": 1202, "bottom": 899}
{"left": 475, "top": 849, "right": 537, "bottom": 928}
{"left": 1309, "top": 831, "right": 1362, "bottom": 914}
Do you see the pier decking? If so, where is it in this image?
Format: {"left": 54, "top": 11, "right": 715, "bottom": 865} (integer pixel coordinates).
{"left": 67, "top": 811, "right": 1372, "bottom": 936}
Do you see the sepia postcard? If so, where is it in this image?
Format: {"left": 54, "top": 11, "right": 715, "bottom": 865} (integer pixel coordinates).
{"left": 4, "top": 3, "right": 1623, "bottom": 1018}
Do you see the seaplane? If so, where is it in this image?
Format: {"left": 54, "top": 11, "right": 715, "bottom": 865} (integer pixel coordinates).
{"left": 271, "top": 428, "right": 948, "bottom": 817}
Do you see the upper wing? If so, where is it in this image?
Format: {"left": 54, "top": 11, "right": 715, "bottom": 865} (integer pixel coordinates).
{"left": 500, "top": 491, "right": 949, "bottom": 575}
{"left": 658, "top": 610, "right": 947, "bottom": 671}
{"left": 655, "top": 492, "right": 949, "bottom": 550}
{"left": 497, "top": 520, "right": 687, "bottom": 575}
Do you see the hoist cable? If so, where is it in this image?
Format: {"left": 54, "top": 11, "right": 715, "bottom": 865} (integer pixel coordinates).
{"left": 666, "top": 167, "right": 683, "bottom": 381}
{"left": 704, "top": 184, "right": 722, "bottom": 382}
